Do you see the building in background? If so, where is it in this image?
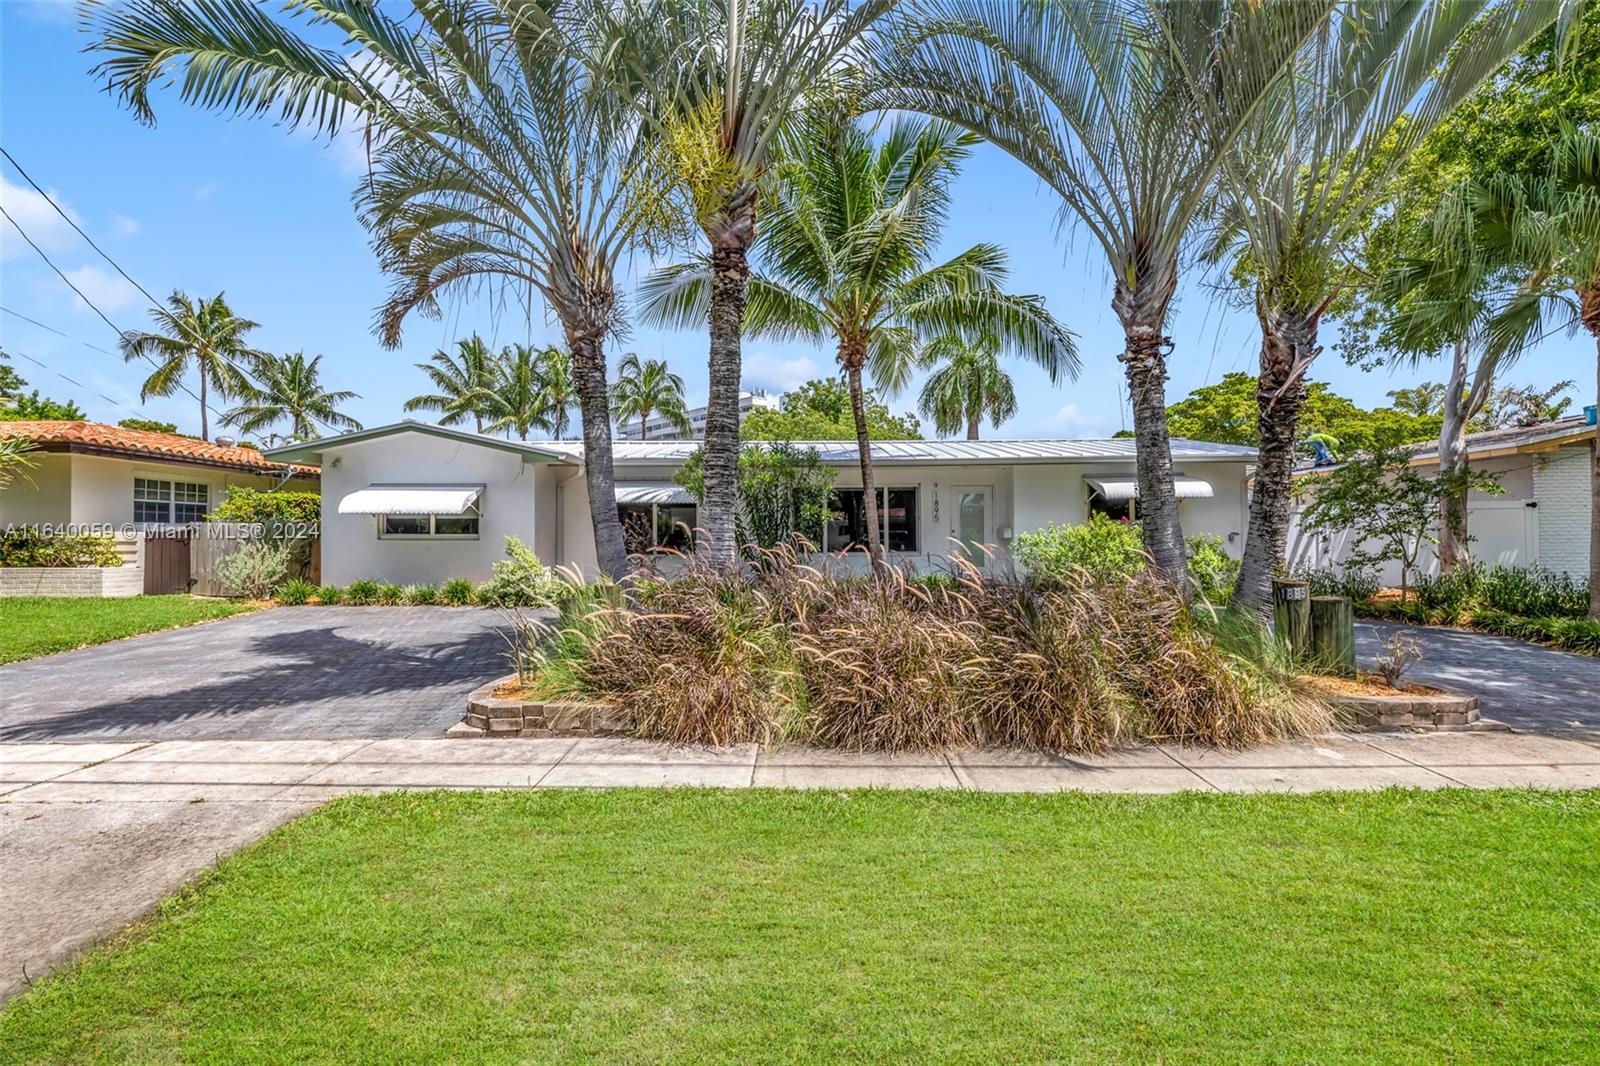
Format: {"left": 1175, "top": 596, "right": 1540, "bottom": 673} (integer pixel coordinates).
{"left": 614, "top": 389, "right": 779, "bottom": 441}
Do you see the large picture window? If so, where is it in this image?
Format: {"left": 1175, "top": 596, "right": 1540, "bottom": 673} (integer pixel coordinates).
{"left": 618, "top": 504, "right": 696, "bottom": 553}
{"left": 824, "top": 487, "right": 918, "bottom": 553}
{"left": 134, "top": 477, "right": 208, "bottom": 524}
{"left": 379, "top": 514, "right": 480, "bottom": 538}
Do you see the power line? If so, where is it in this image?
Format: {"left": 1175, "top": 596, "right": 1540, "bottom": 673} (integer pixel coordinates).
{"left": 1, "top": 343, "right": 138, "bottom": 415}
{"left": 1, "top": 304, "right": 119, "bottom": 357}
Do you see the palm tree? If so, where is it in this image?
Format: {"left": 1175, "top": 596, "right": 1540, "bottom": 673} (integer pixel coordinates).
{"left": 917, "top": 334, "right": 1016, "bottom": 441}
{"left": 405, "top": 336, "right": 496, "bottom": 434}
{"left": 1207, "top": 2, "right": 1572, "bottom": 619}
{"left": 642, "top": 114, "right": 1075, "bottom": 565}
{"left": 611, "top": 354, "right": 691, "bottom": 440}
{"left": 592, "top": 0, "right": 898, "bottom": 568}
{"left": 223, "top": 351, "right": 362, "bottom": 442}
{"left": 88, "top": 1, "right": 663, "bottom": 579}
{"left": 870, "top": 0, "right": 1326, "bottom": 587}
{"left": 117, "top": 290, "right": 260, "bottom": 441}
{"left": 536, "top": 345, "right": 578, "bottom": 441}
{"left": 474, "top": 345, "right": 556, "bottom": 442}
{"left": 1452, "top": 128, "right": 1600, "bottom": 616}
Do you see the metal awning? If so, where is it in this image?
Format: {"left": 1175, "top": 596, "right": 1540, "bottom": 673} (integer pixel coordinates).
{"left": 1085, "top": 476, "right": 1213, "bottom": 502}
{"left": 614, "top": 482, "right": 695, "bottom": 506}
{"left": 337, "top": 484, "right": 483, "bottom": 515}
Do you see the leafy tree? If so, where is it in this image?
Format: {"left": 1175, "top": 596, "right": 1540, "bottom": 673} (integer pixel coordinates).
{"left": 117, "top": 290, "right": 260, "bottom": 441}
{"left": 0, "top": 391, "right": 88, "bottom": 421}
{"left": 873, "top": 0, "right": 1326, "bottom": 587}
{"left": 917, "top": 334, "right": 1018, "bottom": 440}
{"left": 1207, "top": 2, "right": 1568, "bottom": 620}
{"left": 0, "top": 353, "right": 25, "bottom": 400}
{"left": 1299, "top": 445, "right": 1502, "bottom": 604}
{"left": 1386, "top": 383, "right": 1449, "bottom": 418}
{"left": 742, "top": 379, "right": 921, "bottom": 441}
{"left": 1484, "top": 381, "right": 1577, "bottom": 427}
{"left": 643, "top": 114, "right": 1073, "bottom": 565}
{"left": 405, "top": 336, "right": 496, "bottom": 434}
{"left": 88, "top": 0, "right": 667, "bottom": 580}
{"left": 675, "top": 439, "right": 837, "bottom": 549}
{"left": 1163, "top": 373, "right": 1441, "bottom": 456}
{"left": 224, "top": 351, "right": 361, "bottom": 443}
{"left": 596, "top": 0, "right": 895, "bottom": 569}
{"left": 611, "top": 354, "right": 691, "bottom": 440}
{"left": 117, "top": 417, "right": 181, "bottom": 435}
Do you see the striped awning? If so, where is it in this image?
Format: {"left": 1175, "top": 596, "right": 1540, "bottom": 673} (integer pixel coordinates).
{"left": 338, "top": 485, "right": 483, "bottom": 515}
{"left": 615, "top": 482, "right": 695, "bottom": 506}
{"left": 1085, "top": 476, "right": 1213, "bottom": 502}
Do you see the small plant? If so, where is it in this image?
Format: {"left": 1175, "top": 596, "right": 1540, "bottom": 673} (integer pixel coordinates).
{"left": 316, "top": 584, "right": 343, "bottom": 605}
{"left": 440, "top": 577, "right": 475, "bottom": 606}
{"left": 405, "top": 583, "right": 439, "bottom": 605}
{"left": 345, "top": 579, "right": 381, "bottom": 606}
{"left": 377, "top": 582, "right": 405, "bottom": 605}
{"left": 1374, "top": 631, "right": 1423, "bottom": 689}
{"left": 277, "top": 578, "right": 316, "bottom": 605}
{"left": 1288, "top": 564, "right": 1381, "bottom": 603}
{"left": 214, "top": 539, "right": 292, "bottom": 599}
{"left": 475, "top": 536, "right": 564, "bottom": 607}
{"left": 1186, "top": 533, "right": 1239, "bottom": 605}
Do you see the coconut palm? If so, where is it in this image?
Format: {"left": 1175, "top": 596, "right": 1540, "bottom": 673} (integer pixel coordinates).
{"left": 117, "top": 290, "right": 260, "bottom": 441}
{"left": 611, "top": 354, "right": 691, "bottom": 440}
{"left": 471, "top": 344, "right": 553, "bottom": 442}
{"left": 87, "top": 0, "right": 666, "bottom": 579}
{"left": 405, "top": 336, "right": 496, "bottom": 434}
{"left": 642, "top": 114, "right": 1075, "bottom": 564}
{"left": 223, "top": 351, "right": 362, "bottom": 442}
{"left": 591, "top": 0, "right": 899, "bottom": 567}
{"left": 917, "top": 334, "right": 1017, "bottom": 441}
{"left": 536, "top": 345, "right": 578, "bottom": 440}
{"left": 870, "top": 0, "right": 1327, "bottom": 587}
{"left": 1207, "top": 1, "right": 1575, "bottom": 619}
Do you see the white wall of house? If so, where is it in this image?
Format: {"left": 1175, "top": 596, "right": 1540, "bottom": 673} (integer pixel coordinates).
{"left": 0, "top": 452, "right": 303, "bottom": 528}
{"left": 318, "top": 433, "right": 542, "bottom": 585}
{"left": 1533, "top": 443, "right": 1593, "bottom": 579}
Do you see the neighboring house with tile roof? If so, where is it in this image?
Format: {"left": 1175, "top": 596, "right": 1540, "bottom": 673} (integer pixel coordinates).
{"left": 268, "top": 420, "right": 1257, "bottom": 585}
{"left": 1287, "top": 415, "right": 1596, "bottom": 582}
{"left": 0, "top": 420, "right": 319, "bottom": 531}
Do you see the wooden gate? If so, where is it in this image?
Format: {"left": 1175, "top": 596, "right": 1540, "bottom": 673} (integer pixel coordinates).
{"left": 142, "top": 530, "right": 192, "bottom": 594}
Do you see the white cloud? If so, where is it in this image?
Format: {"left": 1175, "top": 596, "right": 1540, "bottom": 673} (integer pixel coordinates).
{"left": 110, "top": 213, "right": 141, "bottom": 238}
{"left": 741, "top": 350, "right": 823, "bottom": 394}
{"left": 63, "top": 264, "right": 143, "bottom": 314}
{"left": 0, "top": 176, "right": 82, "bottom": 260}
{"left": 1050, "top": 401, "right": 1118, "bottom": 437}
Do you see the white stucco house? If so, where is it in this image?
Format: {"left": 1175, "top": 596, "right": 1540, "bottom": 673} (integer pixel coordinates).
{"left": 267, "top": 421, "right": 1257, "bottom": 586}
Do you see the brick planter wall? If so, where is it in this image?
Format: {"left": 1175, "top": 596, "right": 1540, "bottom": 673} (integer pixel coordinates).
{"left": 1331, "top": 690, "right": 1485, "bottom": 731}
{"left": 0, "top": 566, "right": 143, "bottom": 598}
{"left": 453, "top": 675, "right": 631, "bottom": 737}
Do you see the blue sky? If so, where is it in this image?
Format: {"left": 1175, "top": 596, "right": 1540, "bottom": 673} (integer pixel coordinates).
{"left": 2, "top": 1, "right": 1591, "bottom": 442}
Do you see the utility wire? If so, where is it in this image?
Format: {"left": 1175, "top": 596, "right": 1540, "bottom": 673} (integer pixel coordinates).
{"left": 1, "top": 343, "right": 138, "bottom": 414}
{"left": 1, "top": 305, "right": 119, "bottom": 357}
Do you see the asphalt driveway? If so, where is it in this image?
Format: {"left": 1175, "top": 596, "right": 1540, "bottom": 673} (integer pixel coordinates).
{"left": 1357, "top": 621, "right": 1600, "bottom": 737}
{"left": 0, "top": 607, "right": 517, "bottom": 742}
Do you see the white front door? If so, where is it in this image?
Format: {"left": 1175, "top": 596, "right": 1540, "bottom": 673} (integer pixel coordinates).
{"left": 951, "top": 485, "right": 992, "bottom": 565}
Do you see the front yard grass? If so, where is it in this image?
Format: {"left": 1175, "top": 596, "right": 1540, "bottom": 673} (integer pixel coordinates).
{"left": 3, "top": 788, "right": 1597, "bottom": 1062}
{"left": 0, "top": 595, "right": 254, "bottom": 663}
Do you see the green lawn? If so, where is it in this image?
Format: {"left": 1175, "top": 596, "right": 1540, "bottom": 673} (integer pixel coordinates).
{"left": 0, "top": 596, "right": 254, "bottom": 663}
{"left": 3, "top": 789, "right": 1597, "bottom": 1063}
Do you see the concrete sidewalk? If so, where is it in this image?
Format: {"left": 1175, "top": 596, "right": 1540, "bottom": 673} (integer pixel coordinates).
{"left": 5, "top": 731, "right": 1599, "bottom": 1002}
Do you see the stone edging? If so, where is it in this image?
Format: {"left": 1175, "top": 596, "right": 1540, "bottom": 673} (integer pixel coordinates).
{"left": 1329, "top": 689, "right": 1484, "bottom": 731}
{"left": 452, "top": 674, "right": 630, "bottom": 738}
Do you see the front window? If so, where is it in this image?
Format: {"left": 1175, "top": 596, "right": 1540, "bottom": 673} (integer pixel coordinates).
{"left": 824, "top": 487, "right": 919, "bottom": 553}
{"left": 379, "top": 514, "right": 480, "bottom": 538}
{"left": 134, "top": 477, "right": 208, "bottom": 524}
{"left": 1087, "top": 487, "right": 1135, "bottom": 523}
{"left": 618, "top": 503, "right": 697, "bottom": 553}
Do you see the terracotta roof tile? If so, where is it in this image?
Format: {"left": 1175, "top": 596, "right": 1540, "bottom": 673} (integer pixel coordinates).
{"left": 1, "top": 420, "right": 320, "bottom": 477}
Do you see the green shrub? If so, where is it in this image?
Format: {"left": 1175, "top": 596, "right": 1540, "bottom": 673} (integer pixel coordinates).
{"left": 0, "top": 530, "right": 121, "bottom": 568}
{"left": 440, "top": 578, "right": 475, "bottom": 606}
{"left": 1288, "top": 564, "right": 1381, "bottom": 603}
{"left": 474, "top": 537, "right": 564, "bottom": 607}
{"left": 1477, "top": 565, "right": 1589, "bottom": 618}
{"left": 205, "top": 487, "right": 320, "bottom": 525}
{"left": 1470, "top": 609, "right": 1600, "bottom": 656}
{"left": 316, "top": 584, "right": 343, "bottom": 605}
{"left": 345, "top": 579, "right": 381, "bottom": 606}
{"left": 404, "top": 584, "right": 439, "bottom": 605}
{"left": 377, "top": 583, "right": 405, "bottom": 606}
{"left": 277, "top": 578, "right": 316, "bottom": 605}
{"left": 1186, "top": 533, "right": 1239, "bottom": 606}
{"left": 214, "top": 539, "right": 291, "bottom": 599}
{"left": 1014, "top": 514, "right": 1144, "bottom": 583}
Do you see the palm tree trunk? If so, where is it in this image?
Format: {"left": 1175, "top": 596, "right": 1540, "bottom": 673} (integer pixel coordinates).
{"left": 700, "top": 188, "right": 758, "bottom": 570}
{"left": 640, "top": 407, "right": 652, "bottom": 442}
{"left": 563, "top": 314, "right": 629, "bottom": 580}
{"left": 1437, "top": 338, "right": 1472, "bottom": 573}
{"left": 1233, "top": 307, "right": 1316, "bottom": 621}
{"left": 1111, "top": 266, "right": 1185, "bottom": 588}
{"left": 1581, "top": 282, "right": 1600, "bottom": 620}
{"left": 843, "top": 352, "right": 884, "bottom": 574}
{"left": 198, "top": 359, "right": 209, "bottom": 442}
{"left": 966, "top": 392, "right": 981, "bottom": 440}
